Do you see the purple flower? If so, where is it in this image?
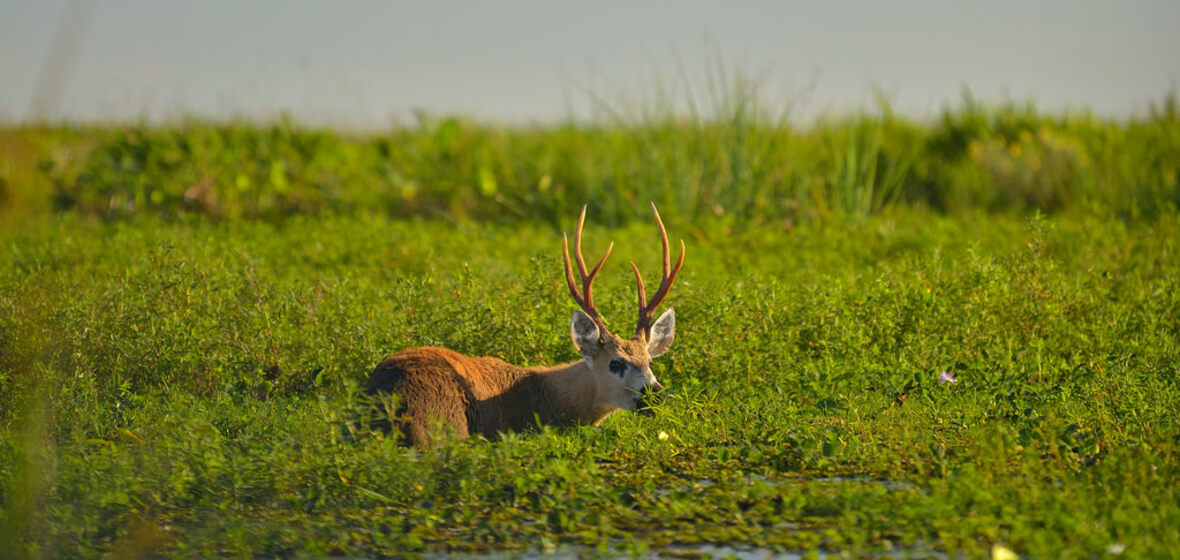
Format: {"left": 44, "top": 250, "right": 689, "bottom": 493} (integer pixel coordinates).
{"left": 938, "top": 370, "right": 957, "bottom": 384}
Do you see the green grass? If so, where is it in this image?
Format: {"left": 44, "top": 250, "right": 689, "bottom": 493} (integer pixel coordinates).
{"left": 1, "top": 94, "right": 1179, "bottom": 557}
{"left": 2, "top": 209, "right": 1178, "bottom": 558}
{"left": 2, "top": 94, "right": 1178, "bottom": 227}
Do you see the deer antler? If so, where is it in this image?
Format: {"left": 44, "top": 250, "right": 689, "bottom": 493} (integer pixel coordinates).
{"left": 563, "top": 205, "right": 614, "bottom": 338}
{"left": 630, "top": 202, "right": 685, "bottom": 340}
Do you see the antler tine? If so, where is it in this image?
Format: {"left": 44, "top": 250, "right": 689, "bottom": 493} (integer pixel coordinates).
{"left": 562, "top": 233, "right": 585, "bottom": 308}
{"left": 633, "top": 202, "right": 685, "bottom": 339}
{"left": 651, "top": 201, "right": 671, "bottom": 276}
{"left": 573, "top": 205, "right": 589, "bottom": 277}
{"left": 629, "top": 262, "right": 647, "bottom": 316}
{"left": 563, "top": 206, "right": 614, "bottom": 337}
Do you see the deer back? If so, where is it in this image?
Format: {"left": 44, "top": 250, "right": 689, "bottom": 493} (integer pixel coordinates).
{"left": 367, "top": 346, "right": 569, "bottom": 445}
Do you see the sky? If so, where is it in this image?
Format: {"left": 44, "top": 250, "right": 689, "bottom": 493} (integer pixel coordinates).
{"left": 2, "top": 0, "right": 1178, "bottom": 128}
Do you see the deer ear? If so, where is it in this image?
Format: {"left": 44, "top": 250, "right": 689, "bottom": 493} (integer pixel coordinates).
{"left": 570, "top": 310, "right": 601, "bottom": 359}
{"left": 647, "top": 308, "right": 675, "bottom": 357}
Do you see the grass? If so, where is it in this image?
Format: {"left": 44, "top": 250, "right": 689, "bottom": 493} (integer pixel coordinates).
{"left": 1, "top": 95, "right": 1179, "bottom": 557}
{"left": 1, "top": 210, "right": 1178, "bottom": 558}
{"left": 2, "top": 94, "right": 1177, "bottom": 227}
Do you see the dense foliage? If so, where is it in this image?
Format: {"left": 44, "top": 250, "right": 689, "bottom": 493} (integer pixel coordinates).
{"left": 3, "top": 97, "right": 1177, "bottom": 226}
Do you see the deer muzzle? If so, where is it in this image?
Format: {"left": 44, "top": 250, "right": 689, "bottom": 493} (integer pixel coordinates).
{"left": 636, "top": 381, "right": 665, "bottom": 415}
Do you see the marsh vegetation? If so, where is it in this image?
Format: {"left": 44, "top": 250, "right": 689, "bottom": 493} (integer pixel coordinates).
{"left": 1, "top": 94, "right": 1178, "bottom": 557}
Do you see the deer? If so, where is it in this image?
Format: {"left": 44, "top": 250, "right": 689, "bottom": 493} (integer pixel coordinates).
{"left": 364, "top": 203, "right": 684, "bottom": 447}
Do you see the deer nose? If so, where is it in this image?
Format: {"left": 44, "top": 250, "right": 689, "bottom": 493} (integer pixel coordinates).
{"left": 636, "top": 381, "right": 666, "bottom": 414}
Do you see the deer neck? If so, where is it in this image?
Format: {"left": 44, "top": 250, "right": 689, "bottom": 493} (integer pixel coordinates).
{"left": 531, "top": 360, "right": 617, "bottom": 427}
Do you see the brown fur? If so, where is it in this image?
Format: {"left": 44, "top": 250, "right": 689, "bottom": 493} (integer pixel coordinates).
{"left": 365, "top": 346, "right": 621, "bottom": 447}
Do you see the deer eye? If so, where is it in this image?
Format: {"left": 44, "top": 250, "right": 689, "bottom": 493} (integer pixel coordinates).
{"left": 608, "top": 359, "right": 627, "bottom": 377}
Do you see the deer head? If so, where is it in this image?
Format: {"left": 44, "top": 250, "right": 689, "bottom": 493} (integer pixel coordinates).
{"left": 562, "top": 203, "right": 684, "bottom": 415}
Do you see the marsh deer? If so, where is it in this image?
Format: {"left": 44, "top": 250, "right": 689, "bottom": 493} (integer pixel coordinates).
{"left": 365, "top": 203, "right": 684, "bottom": 447}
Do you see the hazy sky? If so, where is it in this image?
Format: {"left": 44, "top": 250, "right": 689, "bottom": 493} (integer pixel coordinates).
{"left": 2, "top": 0, "right": 1178, "bottom": 127}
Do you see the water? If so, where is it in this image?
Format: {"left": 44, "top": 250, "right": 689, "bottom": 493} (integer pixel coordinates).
{"left": 414, "top": 475, "right": 942, "bottom": 560}
{"left": 431, "top": 542, "right": 946, "bottom": 559}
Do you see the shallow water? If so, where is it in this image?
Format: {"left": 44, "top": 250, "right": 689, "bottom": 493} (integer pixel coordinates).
{"left": 431, "top": 542, "right": 946, "bottom": 559}
{"left": 432, "top": 544, "right": 805, "bottom": 559}
{"left": 809, "top": 475, "right": 917, "bottom": 492}
{"left": 420, "top": 475, "right": 940, "bottom": 560}
{"left": 655, "top": 472, "right": 917, "bottom": 496}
